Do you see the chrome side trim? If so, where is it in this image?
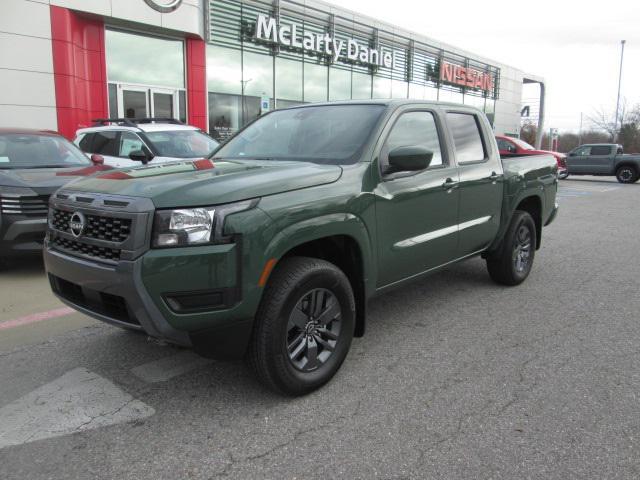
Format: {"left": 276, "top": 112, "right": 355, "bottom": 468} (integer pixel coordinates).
{"left": 393, "top": 215, "right": 492, "bottom": 249}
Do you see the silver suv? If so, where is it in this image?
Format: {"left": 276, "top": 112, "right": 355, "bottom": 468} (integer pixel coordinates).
{"left": 74, "top": 118, "right": 219, "bottom": 168}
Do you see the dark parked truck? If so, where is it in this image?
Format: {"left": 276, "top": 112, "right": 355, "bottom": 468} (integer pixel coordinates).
{"left": 44, "top": 101, "right": 559, "bottom": 395}
{"left": 565, "top": 143, "right": 640, "bottom": 183}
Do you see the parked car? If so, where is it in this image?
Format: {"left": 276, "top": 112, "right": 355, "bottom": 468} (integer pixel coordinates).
{"left": 74, "top": 118, "right": 219, "bottom": 168}
{"left": 496, "top": 135, "right": 568, "bottom": 179}
{"left": 45, "top": 101, "right": 558, "bottom": 395}
{"left": 565, "top": 143, "right": 640, "bottom": 183}
{"left": 0, "top": 128, "right": 111, "bottom": 263}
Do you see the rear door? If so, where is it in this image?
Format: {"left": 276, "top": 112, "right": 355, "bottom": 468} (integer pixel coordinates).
{"left": 374, "top": 108, "right": 460, "bottom": 287}
{"left": 446, "top": 111, "right": 504, "bottom": 257}
{"left": 588, "top": 145, "right": 615, "bottom": 174}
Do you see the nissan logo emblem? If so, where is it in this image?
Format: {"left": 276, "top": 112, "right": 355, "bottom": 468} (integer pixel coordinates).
{"left": 69, "top": 212, "right": 86, "bottom": 238}
{"left": 143, "top": 0, "right": 183, "bottom": 13}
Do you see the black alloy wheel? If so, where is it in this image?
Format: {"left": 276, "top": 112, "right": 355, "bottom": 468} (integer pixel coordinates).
{"left": 513, "top": 223, "right": 533, "bottom": 274}
{"left": 247, "top": 257, "right": 355, "bottom": 396}
{"left": 486, "top": 210, "right": 537, "bottom": 286}
{"left": 616, "top": 166, "right": 638, "bottom": 184}
{"left": 286, "top": 288, "right": 342, "bottom": 372}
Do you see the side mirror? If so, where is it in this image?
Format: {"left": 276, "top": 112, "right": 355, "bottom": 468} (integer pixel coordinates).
{"left": 129, "top": 148, "right": 153, "bottom": 164}
{"left": 90, "top": 154, "right": 104, "bottom": 165}
{"left": 387, "top": 146, "right": 433, "bottom": 173}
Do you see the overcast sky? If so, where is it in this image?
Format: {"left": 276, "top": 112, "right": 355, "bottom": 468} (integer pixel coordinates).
{"left": 336, "top": 0, "right": 640, "bottom": 132}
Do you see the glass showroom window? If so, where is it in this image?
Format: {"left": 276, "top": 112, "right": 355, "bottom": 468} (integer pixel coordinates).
{"left": 275, "top": 57, "right": 303, "bottom": 108}
{"left": 329, "top": 67, "right": 351, "bottom": 101}
{"left": 207, "top": 45, "right": 242, "bottom": 141}
{"left": 105, "top": 30, "right": 186, "bottom": 120}
{"left": 242, "top": 51, "right": 274, "bottom": 124}
{"left": 372, "top": 76, "right": 392, "bottom": 99}
{"left": 352, "top": 71, "right": 372, "bottom": 99}
{"left": 304, "top": 62, "right": 328, "bottom": 103}
{"left": 391, "top": 79, "right": 408, "bottom": 99}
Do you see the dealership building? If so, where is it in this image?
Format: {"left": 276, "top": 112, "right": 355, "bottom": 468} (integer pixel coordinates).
{"left": 1, "top": 0, "right": 545, "bottom": 144}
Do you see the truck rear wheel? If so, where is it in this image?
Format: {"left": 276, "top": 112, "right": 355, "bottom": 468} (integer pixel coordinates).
{"left": 486, "top": 210, "right": 536, "bottom": 286}
{"left": 616, "top": 165, "right": 638, "bottom": 183}
{"left": 247, "top": 257, "right": 355, "bottom": 396}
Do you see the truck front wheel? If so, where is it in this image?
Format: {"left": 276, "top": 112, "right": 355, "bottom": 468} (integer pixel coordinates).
{"left": 486, "top": 210, "right": 537, "bottom": 286}
{"left": 247, "top": 257, "right": 356, "bottom": 396}
{"left": 616, "top": 165, "right": 638, "bottom": 183}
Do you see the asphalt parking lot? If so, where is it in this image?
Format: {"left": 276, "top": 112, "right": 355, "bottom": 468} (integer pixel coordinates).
{"left": 1, "top": 176, "right": 639, "bottom": 479}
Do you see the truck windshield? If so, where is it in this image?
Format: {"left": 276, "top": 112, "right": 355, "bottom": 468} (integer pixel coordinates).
{"left": 213, "top": 104, "right": 386, "bottom": 165}
{"left": 0, "top": 133, "right": 90, "bottom": 169}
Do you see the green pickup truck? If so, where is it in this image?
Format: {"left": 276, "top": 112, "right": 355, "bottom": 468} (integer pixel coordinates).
{"left": 566, "top": 143, "right": 640, "bottom": 183}
{"left": 44, "top": 100, "right": 559, "bottom": 395}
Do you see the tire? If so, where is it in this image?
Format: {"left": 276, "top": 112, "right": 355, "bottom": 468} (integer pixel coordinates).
{"left": 247, "top": 256, "right": 356, "bottom": 396}
{"left": 486, "top": 211, "right": 536, "bottom": 286}
{"left": 616, "top": 165, "right": 638, "bottom": 184}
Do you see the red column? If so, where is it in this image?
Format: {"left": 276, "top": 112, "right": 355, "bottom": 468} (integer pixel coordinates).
{"left": 186, "top": 38, "right": 208, "bottom": 131}
{"left": 50, "top": 6, "right": 108, "bottom": 139}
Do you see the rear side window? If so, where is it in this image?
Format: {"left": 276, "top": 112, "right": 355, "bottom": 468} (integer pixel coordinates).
{"left": 447, "top": 113, "right": 486, "bottom": 163}
{"left": 383, "top": 111, "right": 443, "bottom": 171}
{"left": 590, "top": 145, "right": 612, "bottom": 156}
{"left": 91, "top": 131, "right": 119, "bottom": 156}
{"left": 77, "top": 133, "right": 93, "bottom": 152}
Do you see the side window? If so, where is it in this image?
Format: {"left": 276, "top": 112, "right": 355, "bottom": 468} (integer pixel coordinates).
{"left": 119, "top": 132, "right": 144, "bottom": 157}
{"left": 382, "top": 111, "right": 443, "bottom": 172}
{"left": 91, "top": 131, "right": 119, "bottom": 156}
{"left": 575, "top": 146, "right": 591, "bottom": 156}
{"left": 590, "top": 145, "right": 612, "bottom": 156}
{"left": 77, "top": 133, "right": 93, "bottom": 152}
{"left": 447, "top": 113, "right": 486, "bottom": 163}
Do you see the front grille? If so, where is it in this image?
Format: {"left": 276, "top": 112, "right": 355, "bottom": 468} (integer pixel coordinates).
{"left": 52, "top": 236, "right": 121, "bottom": 262}
{"left": 0, "top": 194, "right": 49, "bottom": 215}
{"left": 49, "top": 274, "right": 140, "bottom": 326}
{"left": 51, "top": 209, "right": 131, "bottom": 242}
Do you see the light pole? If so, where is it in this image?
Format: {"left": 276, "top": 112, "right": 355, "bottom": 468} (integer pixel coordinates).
{"left": 614, "top": 40, "right": 626, "bottom": 142}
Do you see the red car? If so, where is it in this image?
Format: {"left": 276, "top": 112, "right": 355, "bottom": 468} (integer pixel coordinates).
{"left": 496, "top": 135, "right": 568, "bottom": 179}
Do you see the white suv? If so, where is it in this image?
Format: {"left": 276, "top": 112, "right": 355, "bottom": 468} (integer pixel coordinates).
{"left": 74, "top": 118, "right": 219, "bottom": 168}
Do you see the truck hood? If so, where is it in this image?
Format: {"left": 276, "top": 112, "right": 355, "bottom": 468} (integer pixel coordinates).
{"left": 62, "top": 159, "right": 343, "bottom": 208}
{"left": 0, "top": 165, "right": 111, "bottom": 195}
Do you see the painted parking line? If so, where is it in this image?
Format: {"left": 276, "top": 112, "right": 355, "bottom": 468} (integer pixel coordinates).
{"left": 131, "top": 351, "right": 213, "bottom": 383}
{"left": 0, "top": 307, "right": 75, "bottom": 331}
{"left": 0, "top": 368, "right": 154, "bottom": 449}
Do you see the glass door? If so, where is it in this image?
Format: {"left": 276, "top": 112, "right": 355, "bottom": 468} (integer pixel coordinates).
{"left": 118, "top": 85, "right": 149, "bottom": 119}
{"left": 150, "top": 88, "right": 177, "bottom": 119}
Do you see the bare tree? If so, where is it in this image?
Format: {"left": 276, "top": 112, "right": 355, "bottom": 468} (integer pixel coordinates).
{"left": 587, "top": 99, "right": 628, "bottom": 141}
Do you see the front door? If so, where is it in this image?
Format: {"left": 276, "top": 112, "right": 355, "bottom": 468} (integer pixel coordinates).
{"left": 374, "top": 109, "right": 460, "bottom": 287}
{"left": 566, "top": 145, "right": 591, "bottom": 173}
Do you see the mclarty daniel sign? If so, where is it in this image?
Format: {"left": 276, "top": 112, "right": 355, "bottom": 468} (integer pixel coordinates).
{"left": 254, "top": 14, "right": 399, "bottom": 69}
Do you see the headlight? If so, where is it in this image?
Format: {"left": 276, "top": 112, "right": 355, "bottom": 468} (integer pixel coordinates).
{"left": 152, "top": 199, "right": 259, "bottom": 248}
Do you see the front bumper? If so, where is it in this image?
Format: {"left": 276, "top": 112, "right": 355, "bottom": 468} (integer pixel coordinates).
{"left": 0, "top": 215, "right": 47, "bottom": 256}
{"left": 45, "top": 242, "right": 192, "bottom": 345}
{"left": 44, "top": 239, "right": 260, "bottom": 358}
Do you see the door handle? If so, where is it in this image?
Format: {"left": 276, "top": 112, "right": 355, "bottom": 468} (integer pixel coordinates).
{"left": 490, "top": 171, "right": 499, "bottom": 183}
{"left": 442, "top": 178, "right": 459, "bottom": 191}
